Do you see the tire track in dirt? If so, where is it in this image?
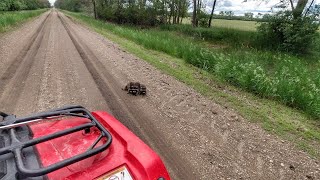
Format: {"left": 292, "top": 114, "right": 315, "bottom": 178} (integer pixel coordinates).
{"left": 57, "top": 12, "right": 199, "bottom": 179}
{"left": 36, "top": 11, "right": 61, "bottom": 112}
{"left": 0, "top": 11, "right": 52, "bottom": 113}
{"left": 164, "top": 93, "right": 257, "bottom": 178}
{"left": 153, "top": 82, "right": 275, "bottom": 178}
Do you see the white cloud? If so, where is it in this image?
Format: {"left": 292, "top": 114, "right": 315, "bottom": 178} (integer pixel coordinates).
{"left": 209, "top": 0, "right": 279, "bottom": 15}
{"left": 49, "top": 0, "right": 56, "bottom": 6}
{"left": 222, "top": 0, "right": 233, "bottom": 7}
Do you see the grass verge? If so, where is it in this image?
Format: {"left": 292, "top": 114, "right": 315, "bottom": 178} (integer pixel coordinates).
{"left": 64, "top": 11, "right": 320, "bottom": 159}
{"left": 0, "top": 9, "right": 47, "bottom": 33}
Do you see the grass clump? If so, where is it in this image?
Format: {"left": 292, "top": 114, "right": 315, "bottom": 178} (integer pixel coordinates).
{"left": 65, "top": 11, "right": 320, "bottom": 119}
{"left": 0, "top": 9, "right": 47, "bottom": 33}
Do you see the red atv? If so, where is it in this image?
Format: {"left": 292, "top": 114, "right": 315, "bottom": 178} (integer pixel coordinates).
{"left": 0, "top": 105, "right": 170, "bottom": 180}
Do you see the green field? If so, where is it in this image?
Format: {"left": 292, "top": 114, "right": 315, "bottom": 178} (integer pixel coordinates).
{"left": 182, "top": 18, "right": 320, "bottom": 32}
{"left": 210, "top": 19, "right": 258, "bottom": 31}
{"left": 0, "top": 9, "right": 47, "bottom": 33}
{"left": 182, "top": 18, "right": 258, "bottom": 31}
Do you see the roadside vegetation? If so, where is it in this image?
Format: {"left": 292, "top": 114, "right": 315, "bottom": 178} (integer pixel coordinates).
{"left": 0, "top": 0, "right": 50, "bottom": 11}
{"left": 159, "top": 24, "right": 256, "bottom": 46}
{"left": 57, "top": 0, "right": 320, "bottom": 157}
{"left": 0, "top": 0, "right": 50, "bottom": 33}
{"left": 0, "top": 9, "right": 47, "bottom": 33}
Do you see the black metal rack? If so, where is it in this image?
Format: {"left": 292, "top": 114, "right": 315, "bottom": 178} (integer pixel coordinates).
{"left": 0, "top": 105, "right": 112, "bottom": 178}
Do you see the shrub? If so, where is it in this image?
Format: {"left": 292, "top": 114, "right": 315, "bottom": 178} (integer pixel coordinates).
{"left": 257, "top": 11, "right": 319, "bottom": 54}
{"left": 198, "top": 11, "right": 209, "bottom": 27}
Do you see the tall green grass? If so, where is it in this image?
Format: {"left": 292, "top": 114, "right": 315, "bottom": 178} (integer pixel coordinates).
{"left": 160, "top": 24, "right": 256, "bottom": 46}
{"left": 0, "top": 9, "right": 47, "bottom": 33}
{"left": 66, "top": 12, "right": 320, "bottom": 119}
{"left": 182, "top": 18, "right": 258, "bottom": 31}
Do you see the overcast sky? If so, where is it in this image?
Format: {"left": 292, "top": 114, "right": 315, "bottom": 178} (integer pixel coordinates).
{"left": 206, "top": 0, "right": 320, "bottom": 15}
{"left": 207, "top": 0, "right": 279, "bottom": 15}
{"left": 49, "top": 0, "right": 55, "bottom": 5}
{"left": 49, "top": 0, "right": 320, "bottom": 16}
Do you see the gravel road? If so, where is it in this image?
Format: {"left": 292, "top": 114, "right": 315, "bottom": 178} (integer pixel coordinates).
{"left": 0, "top": 10, "right": 319, "bottom": 179}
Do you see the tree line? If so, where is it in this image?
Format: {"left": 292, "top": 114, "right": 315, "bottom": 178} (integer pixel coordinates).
{"left": 64, "top": 0, "right": 317, "bottom": 55}
{"left": 54, "top": 0, "right": 319, "bottom": 28}
{"left": 55, "top": 0, "right": 191, "bottom": 26}
{"left": 0, "top": 0, "right": 50, "bottom": 11}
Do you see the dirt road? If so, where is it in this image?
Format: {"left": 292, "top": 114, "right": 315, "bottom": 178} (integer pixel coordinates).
{"left": 0, "top": 10, "right": 319, "bottom": 179}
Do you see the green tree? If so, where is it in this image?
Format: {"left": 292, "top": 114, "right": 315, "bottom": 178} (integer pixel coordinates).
{"left": 257, "top": 11, "right": 319, "bottom": 54}
{"left": 244, "top": 12, "right": 254, "bottom": 20}
{"left": 56, "top": 0, "right": 188, "bottom": 26}
{"left": 208, "top": 0, "right": 217, "bottom": 27}
{"left": 0, "top": 0, "right": 50, "bottom": 11}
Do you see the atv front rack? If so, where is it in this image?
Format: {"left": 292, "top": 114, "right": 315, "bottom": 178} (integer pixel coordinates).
{"left": 0, "top": 105, "right": 112, "bottom": 178}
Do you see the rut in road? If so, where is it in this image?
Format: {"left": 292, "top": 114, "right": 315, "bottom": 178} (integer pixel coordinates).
{"left": 57, "top": 11, "right": 198, "bottom": 179}
{"left": 0, "top": 12, "right": 51, "bottom": 113}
